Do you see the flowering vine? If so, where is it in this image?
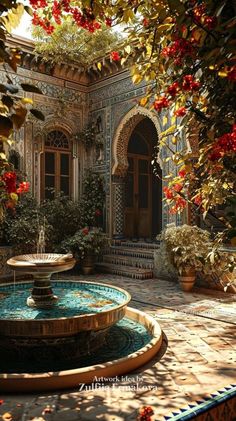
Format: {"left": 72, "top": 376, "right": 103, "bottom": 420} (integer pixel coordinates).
{"left": 30, "top": 0, "right": 236, "bottom": 238}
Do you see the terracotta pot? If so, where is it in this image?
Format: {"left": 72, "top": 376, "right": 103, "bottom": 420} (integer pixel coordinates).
{"left": 178, "top": 267, "right": 196, "bottom": 292}
{"left": 81, "top": 254, "right": 95, "bottom": 275}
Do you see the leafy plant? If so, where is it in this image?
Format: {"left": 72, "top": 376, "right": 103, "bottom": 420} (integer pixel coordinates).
{"left": 4, "top": 194, "right": 41, "bottom": 254}
{"left": 161, "top": 224, "right": 212, "bottom": 275}
{"left": 75, "top": 124, "right": 97, "bottom": 150}
{"left": 80, "top": 170, "right": 105, "bottom": 227}
{"left": 32, "top": 19, "right": 121, "bottom": 68}
{"left": 0, "top": 1, "right": 45, "bottom": 220}
{"left": 40, "top": 192, "right": 81, "bottom": 250}
{"left": 59, "top": 227, "right": 107, "bottom": 260}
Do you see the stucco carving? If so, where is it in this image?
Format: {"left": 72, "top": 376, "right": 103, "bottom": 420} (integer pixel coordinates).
{"left": 112, "top": 106, "right": 162, "bottom": 176}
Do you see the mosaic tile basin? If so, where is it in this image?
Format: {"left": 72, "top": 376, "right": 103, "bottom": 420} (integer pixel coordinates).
{"left": 0, "top": 280, "right": 131, "bottom": 336}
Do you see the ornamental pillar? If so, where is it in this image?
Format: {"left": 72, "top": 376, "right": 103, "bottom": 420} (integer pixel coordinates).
{"left": 112, "top": 175, "right": 126, "bottom": 239}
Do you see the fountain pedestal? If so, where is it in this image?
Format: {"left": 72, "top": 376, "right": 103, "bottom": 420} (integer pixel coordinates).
{"left": 27, "top": 273, "right": 58, "bottom": 308}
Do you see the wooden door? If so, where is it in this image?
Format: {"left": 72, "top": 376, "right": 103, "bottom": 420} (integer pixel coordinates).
{"left": 124, "top": 154, "right": 152, "bottom": 238}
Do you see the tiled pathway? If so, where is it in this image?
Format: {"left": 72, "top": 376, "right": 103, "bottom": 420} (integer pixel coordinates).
{"left": 0, "top": 275, "right": 235, "bottom": 421}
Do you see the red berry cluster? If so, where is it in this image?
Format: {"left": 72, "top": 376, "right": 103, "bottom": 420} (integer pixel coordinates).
{"left": 162, "top": 38, "right": 194, "bottom": 64}
{"left": 110, "top": 51, "right": 121, "bottom": 61}
{"left": 167, "top": 81, "right": 179, "bottom": 98}
{"left": 193, "top": 3, "right": 217, "bottom": 29}
{"left": 29, "top": 0, "right": 47, "bottom": 9}
{"left": 174, "top": 106, "right": 187, "bottom": 117}
{"left": 182, "top": 74, "right": 200, "bottom": 91}
{"left": 138, "top": 406, "right": 154, "bottom": 421}
{"left": 30, "top": 0, "right": 102, "bottom": 33}
{"left": 52, "top": 0, "right": 61, "bottom": 25}
{"left": 32, "top": 12, "right": 55, "bottom": 34}
{"left": 153, "top": 96, "right": 169, "bottom": 112}
{"left": 209, "top": 125, "right": 236, "bottom": 161}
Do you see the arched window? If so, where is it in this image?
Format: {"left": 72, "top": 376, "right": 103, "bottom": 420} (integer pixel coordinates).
{"left": 41, "top": 130, "right": 72, "bottom": 200}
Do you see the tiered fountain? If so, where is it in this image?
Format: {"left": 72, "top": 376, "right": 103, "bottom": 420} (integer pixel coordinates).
{"left": 0, "top": 226, "right": 162, "bottom": 392}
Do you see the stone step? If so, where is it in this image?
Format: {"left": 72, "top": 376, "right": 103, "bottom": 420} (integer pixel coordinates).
{"left": 103, "top": 254, "right": 154, "bottom": 269}
{"left": 96, "top": 262, "right": 153, "bottom": 279}
{"left": 109, "top": 246, "right": 154, "bottom": 259}
{"left": 112, "top": 240, "right": 160, "bottom": 250}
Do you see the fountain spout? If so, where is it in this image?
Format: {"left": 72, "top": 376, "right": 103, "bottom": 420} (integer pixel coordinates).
{"left": 37, "top": 224, "right": 46, "bottom": 255}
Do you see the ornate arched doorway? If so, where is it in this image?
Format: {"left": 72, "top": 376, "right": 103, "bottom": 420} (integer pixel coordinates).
{"left": 111, "top": 107, "right": 162, "bottom": 239}
{"left": 124, "top": 119, "right": 162, "bottom": 238}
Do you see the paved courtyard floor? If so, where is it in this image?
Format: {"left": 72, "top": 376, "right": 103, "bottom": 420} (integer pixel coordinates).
{"left": 0, "top": 275, "right": 236, "bottom": 421}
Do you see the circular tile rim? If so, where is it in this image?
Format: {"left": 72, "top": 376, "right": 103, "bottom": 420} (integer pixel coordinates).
{"left": 0, "top": 306, "right": 162, "bottom": 392}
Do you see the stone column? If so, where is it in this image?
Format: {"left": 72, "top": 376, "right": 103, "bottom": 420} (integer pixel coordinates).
{"left": 112, "top": 175, "right": 126, "bottom": 239}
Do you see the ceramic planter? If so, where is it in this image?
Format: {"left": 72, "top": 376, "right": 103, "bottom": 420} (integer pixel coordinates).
{"left": 178, "top": 267, "right": 196, "bottom": 292}
{"left": 81, "top": 254, "right": 96, "bottom": 275}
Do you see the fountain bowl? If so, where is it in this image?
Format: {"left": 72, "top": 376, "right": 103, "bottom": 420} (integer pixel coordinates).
{"left": 7, "top": 253, "right": 76, "bottom": 274}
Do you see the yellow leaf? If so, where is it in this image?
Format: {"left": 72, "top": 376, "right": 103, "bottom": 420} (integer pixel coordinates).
{"left": 140, "top": 97, "right": 148, "bottom": 106}
{"left": 171, "top": 115, "right": 176, "bottom": 125}
{"left": 97, "top": 62, "right": 102, "bottom": 71}
{"left": 218, "top": 70, "right": 227, "bottom": 78}
{"left": 22, "top": 98, "right": 33, "bottom": 105}
{"left": 162, "top": 115, "right": 168, "bottom": 126}
{"left": 121, "top": 57, "right": 126, "bottom": 66}
{"left": 132, "top": 74, "right": 142, "bottom": 84}
{"left": 172, "top": 137, "right": 177, "bottom": 145}
{"left": 125, "top": 45, "right": 131, "bottom": 54}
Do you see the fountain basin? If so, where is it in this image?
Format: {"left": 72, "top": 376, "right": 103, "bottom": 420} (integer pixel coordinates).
{"left": 0, "top": 281, "right": 131, "bottom": 365}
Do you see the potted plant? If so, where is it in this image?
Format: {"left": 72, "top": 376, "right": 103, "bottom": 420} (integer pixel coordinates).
{"left": 161, "top": 224, "right": 212, "bottom": 291}
{"left": 60, "top": 227, "right": 107, "bottom": 275}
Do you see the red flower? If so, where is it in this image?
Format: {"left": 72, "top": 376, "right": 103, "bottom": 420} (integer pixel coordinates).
{"left": 16, "top": 182, "right": 30, "bottom": 194}
{"left": 163, "top": 186, "right": 173, "bottom": 199}
{"left": 174, "top": 107, "right": 187, "bottom": 117}
{"left": 95, "top": 209, "right": 102, "bottom": 216}
{"left": 110, "top": 51, "right": 121, "bottom": 61}
{"left": 138, "top": 406, "right": 154, "bottom": 421}
{"left": 143, "top": 18, "right": 149, "bottom": 27}
{"left": 194, "top": 194, "right": 202, "bottom": 206}
{"left": 105, "top": 18, "right": 112, "bottom": 27}
{"left": 173, "top": 183, "right": 183, "bottom": 192}
{"left": 82, "top": 227, "right": 89, "bottom": 235}
{"left": 2, "top": 172, "right": 17, "bottom": 194}
{"left": 178, "top": 168, "right": 187, "bottom": 178}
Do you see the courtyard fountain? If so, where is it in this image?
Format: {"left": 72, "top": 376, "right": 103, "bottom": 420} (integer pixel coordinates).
{"left": 0, "top": 226, "right": 162, "bottom": 392}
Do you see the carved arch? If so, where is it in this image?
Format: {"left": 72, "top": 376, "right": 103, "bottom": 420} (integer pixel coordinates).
{"left": 42, "top": 118, "right": 74, "bottom": 138}
{"left": 112, "top": 106, "right": 162, "bottom": 176}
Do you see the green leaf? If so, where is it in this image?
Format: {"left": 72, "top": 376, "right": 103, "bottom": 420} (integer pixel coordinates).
{"left": 21, "top": 84, "right": 43, "bottom": 94}
{"left": 30, "top": 108, "right": 45, "bottom": 121}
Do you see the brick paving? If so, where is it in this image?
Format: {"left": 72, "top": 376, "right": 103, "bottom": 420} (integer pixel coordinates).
{"left": 0, "top": 275, "right": 235, "bottom": 421}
